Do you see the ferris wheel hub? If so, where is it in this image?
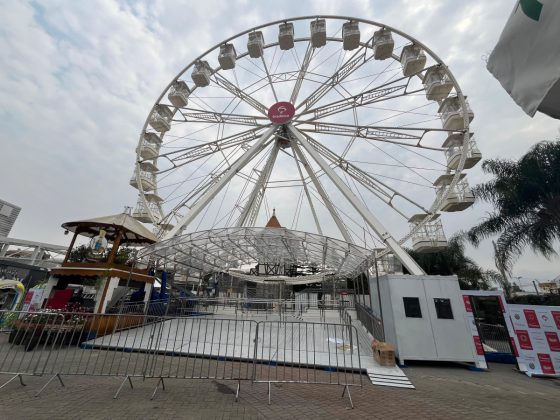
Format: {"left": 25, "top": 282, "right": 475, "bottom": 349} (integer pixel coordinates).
{"left": 267, "top": 101, "right": 295, "bottom": 124}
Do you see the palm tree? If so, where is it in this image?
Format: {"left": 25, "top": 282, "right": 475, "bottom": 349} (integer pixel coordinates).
{"left": 467, "top": 141, "right": 560, "bottom": 272}
{"left": 407, "top": 235, "right": 490, "bottom": 290}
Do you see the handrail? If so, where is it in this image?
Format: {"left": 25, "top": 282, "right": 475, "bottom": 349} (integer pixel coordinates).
{"left": 355, "top": 302, "right": 385, "bottom": 341}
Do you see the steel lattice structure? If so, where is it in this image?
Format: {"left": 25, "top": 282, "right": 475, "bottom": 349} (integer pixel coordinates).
{"left": 131, "top": 16, "right": 481, "bottom": 275}
{"left": 138, "top": 227, "right": 373, "bottom": 279}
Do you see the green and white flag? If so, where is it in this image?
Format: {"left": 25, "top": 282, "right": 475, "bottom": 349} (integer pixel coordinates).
{"left": 487, "top": 1, "right": 560, "bottom": 118}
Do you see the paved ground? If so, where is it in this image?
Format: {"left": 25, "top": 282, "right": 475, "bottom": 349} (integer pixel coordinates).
{"left": 0, "top": 362, "right": 558, "bottom": 419}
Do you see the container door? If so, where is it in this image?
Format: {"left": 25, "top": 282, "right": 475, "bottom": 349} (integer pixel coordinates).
{"left": 424, "top": 279, "right": 475, "bottom": 361}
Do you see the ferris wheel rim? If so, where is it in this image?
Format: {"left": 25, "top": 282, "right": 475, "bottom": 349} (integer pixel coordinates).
{"left": 133, "top": 15, "right": 473, "bottom": 257}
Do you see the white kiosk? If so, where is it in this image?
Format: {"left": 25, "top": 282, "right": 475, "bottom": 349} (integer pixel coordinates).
{"left": 369, "top": 274, "right": 478, "bottom": 365}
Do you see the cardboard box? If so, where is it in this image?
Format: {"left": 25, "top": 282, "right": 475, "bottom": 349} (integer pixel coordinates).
{"left": 372, "top": 340, "right": 396, "bottom": 367}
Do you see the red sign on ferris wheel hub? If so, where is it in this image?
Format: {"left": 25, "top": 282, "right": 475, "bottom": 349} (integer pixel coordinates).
{"left": 268, "top": 101, "right": 295, "bottom": 123}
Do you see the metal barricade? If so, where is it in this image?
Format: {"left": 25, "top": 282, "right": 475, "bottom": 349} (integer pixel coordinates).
{"left": 254, "top": 320, "right": 362, "bottom": 407}
{"left": 1, "top": 308, "right": 366, "bottom": 407}
{"left": 106, "top": 301, "right": 147, "bottom": 315}
{"left": 145, "top": 316, "right": 259, "bottom": 399}
{"left": 46, "top": 312, "right": 158, "bottom": 375}
{"left": 0, "top": 310, "right": 162, "bottom": 396}
{"left": 0, "top": 310, "right": 65, "bottom": 389}
{"left": 477, "top": 323, "right": 513, "bottom": 354}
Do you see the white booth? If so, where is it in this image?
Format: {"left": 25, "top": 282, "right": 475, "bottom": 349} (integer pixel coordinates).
{"left": 369, "top": 274, "right": 477, "bottom": 365}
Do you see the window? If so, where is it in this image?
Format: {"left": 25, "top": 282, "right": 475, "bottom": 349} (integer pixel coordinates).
{"left": 0, "top": 204, "right": 12, "bottom": 217}
{"left": 434, "top": 298, "right": 454, "bottom": 319}
{"left": 403, "top": 297, "right": 422, "bottom": 318}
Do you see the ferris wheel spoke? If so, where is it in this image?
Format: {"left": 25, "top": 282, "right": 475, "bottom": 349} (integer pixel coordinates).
{"left": 165, "top": 140, "right": 272, "bottom": 211}
{"left": 288, "top": 123, "right": 425, "bottom": 275}
{"left": 260, "top": 56, "right": 279, "bottom": 102}
{"left": 296, "top": 121, "right": 445, "bottom": 151}
{"left": 296, "top": 41, "right": 374, "bottom": 112}
{"left": 163, "top": 125, "right": 277, "bottom": 238}
{"left": 290, "top": 42, "right": 315, "bottom": 104}
{"left": 302, "top": 133, "right": 430, "bottom": 215}
{"left": 163, "top": 168, "right": 228, "bottom": 215}
{"left": 174, "top": 108, "right": 269, "bottom": 127}
{"left": 297, "top": 81, "right": 422, "bottom": 122}
{"left": 213, "top": 73, "right": 268, "bottom": 116}
{"left": 290, "top": 142, "right": 354, "bottom": 244}
{"left": 156, "top": 126, "right": 270, "bottom": 173}
{"left": 157, "top": 132, "right": 252, "bottom": 204}
{"left": 286, "top": 147, "right": 323, "bottom": 236}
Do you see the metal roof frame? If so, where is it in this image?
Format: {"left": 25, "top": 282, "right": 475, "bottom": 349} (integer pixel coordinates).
{"left": 138, "top": 227, "right": 374, "bottom": 279}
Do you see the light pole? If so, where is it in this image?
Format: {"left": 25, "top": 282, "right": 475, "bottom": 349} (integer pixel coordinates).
{"left": 532, "top": 280, "right": 540, "bottom": 296}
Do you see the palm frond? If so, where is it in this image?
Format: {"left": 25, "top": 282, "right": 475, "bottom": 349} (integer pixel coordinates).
{"left": 467, "top": 140, "right": 560, "bottom": 269}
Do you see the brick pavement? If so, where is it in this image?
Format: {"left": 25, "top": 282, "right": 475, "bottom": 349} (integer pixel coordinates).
{"left": 0, "top": 361, "right": 558, "bottom": 420}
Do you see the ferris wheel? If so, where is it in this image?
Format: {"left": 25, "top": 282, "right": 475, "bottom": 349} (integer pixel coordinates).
{"left": 130, "top": 16, "right": 481, "bottom": 275}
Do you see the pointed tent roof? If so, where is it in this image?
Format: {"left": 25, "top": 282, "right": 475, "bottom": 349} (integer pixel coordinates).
{"left": 62, "top": 212, "right": 158, "bottom": 245}
{"left": 265, "top": 209, "right": 282, "bottom": 228}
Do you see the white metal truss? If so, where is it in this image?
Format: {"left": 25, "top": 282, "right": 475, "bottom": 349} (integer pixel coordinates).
{"left": 236, "top": 140, "right": 281, "bottom": 227}
{"left": 164, "top": 125, "right": 277, "bottom": 238}
{"left": 290, "top": 148, "right": 323, "bottom": 235}
{"left": 302, "top": 133, "right": 429, "bottom": 216}
{"left": 290, "top": 142, "right": 354, "bottom": 244}
{"left": 290, "top": 42, "right": 315, "bottom": 104}
{"left": 288, "top": 124, "right": 425, "bottom": 275}
{"left": 296, "top": 40, "right": 375, "bottom": 111}
{"left": 140, "top": 227, "right": 373, "bottom": 279}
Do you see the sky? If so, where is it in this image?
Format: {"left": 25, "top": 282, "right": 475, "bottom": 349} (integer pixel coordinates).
{"left": 1, "top": 0, "right": 559, "bottom": 285}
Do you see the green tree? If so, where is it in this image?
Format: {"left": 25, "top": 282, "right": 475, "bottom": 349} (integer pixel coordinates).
{"left": 467, "top": 141, "right": 560, "bottom": 272}
{"left": 112, "top": 247, "right": 135, "bottom": 265}
{"left": 68, "top": 244, "right": 90, "bottom": 263}
{"left": 407, "top": 235, "right": 490, "bottom": 290}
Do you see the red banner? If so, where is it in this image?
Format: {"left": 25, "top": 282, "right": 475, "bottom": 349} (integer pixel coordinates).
{"left": 23, "top": 291, "right": 33, "bottom": 305}
{"left": 516, "top": 330, "right": 533, "bottom": 350}
{"left": 544, "top": 331, "right": 560, "bottom": 352}
{"left": 523, "top": 309, "right": 540, "bottom": 328}
{"left": 552, "top": 311, "right": 560, "bottom": 330}
{"left": 473, "top": 336, "right": 484, "bottom": 356}
{"left": 463, "top": 295, "right": 473, "bottom": 312}
{"left": 537, "top": 353, "right": 556, "bottom": 374}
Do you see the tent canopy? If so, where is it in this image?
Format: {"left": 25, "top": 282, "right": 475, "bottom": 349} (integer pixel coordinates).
{"left": 62, "top": 213, "right": 158, "bottom": 245}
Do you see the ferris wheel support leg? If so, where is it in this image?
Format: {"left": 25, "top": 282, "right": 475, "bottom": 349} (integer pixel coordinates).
{"left": 291, "top": 143, "right": 354, "bottom": 244}
{"left": 292, "top": 149, "right": 323, "bottom": 235}
{"left": 288, "top": 124, "right": 426, "bottom": 276}
{"left": 236, "top": 141, "right": 281, "bottom": 227}
{"left": 163, "top": 125, "right": 277, "bottom": 240}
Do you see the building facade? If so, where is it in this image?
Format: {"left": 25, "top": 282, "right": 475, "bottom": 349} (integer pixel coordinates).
{"left": 0, "top": 199, "right": 21, "bottom": 237}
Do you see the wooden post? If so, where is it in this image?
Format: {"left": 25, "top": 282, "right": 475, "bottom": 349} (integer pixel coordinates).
{"left": 107, "top": 229, "right": 124, "bottom": 264}
{"left": 63, "top": 230, "right": 80, "bottom": 263}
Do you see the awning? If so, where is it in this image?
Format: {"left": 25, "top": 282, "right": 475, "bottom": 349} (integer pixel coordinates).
{"left": 62, "top": 212, "right": 158, "bottom": 245}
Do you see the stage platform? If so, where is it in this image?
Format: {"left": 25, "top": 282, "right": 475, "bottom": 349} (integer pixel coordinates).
{"left": 84, "top": 311, "right": 411, "bottom": 387}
